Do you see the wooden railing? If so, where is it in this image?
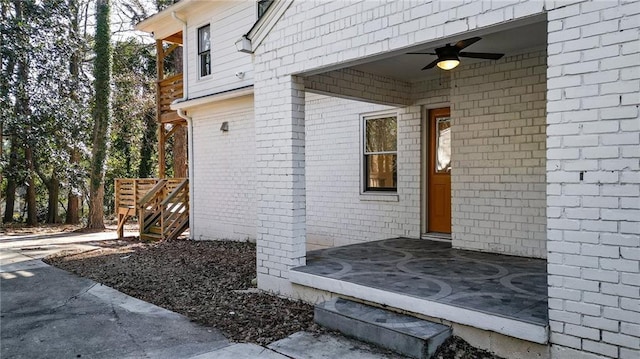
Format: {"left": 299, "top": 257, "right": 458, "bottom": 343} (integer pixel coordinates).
{"left": 138, "top": 180, "right": 167, "bottom": 236}
{"left": 115, "top": 178, "right": 188, "bottom": 240}
{"left": 161, "top": 179, "right": 189, "bottom": 241}
{"left": 158, "top": 73, "right": 183, "bottom": 123}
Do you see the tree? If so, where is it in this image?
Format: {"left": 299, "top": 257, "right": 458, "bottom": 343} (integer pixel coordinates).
{"left": 10, "top": 0, "right": 37, "bottom": 226}
{"left": 65, "top": 0, "right": 92, "bottom": 224}
{"left": 2, "top": 0, "right": 92, "bottom": 225}
{"left": 105, "top": 38, "right": 156, "bottom": 211}
{"left": 87, "top": 0, "right": 112, "bottom": 229}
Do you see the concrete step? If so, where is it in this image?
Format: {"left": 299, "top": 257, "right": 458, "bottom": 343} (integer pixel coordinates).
{"left": 315, "top": 298, "right": 451, "bottom": 359}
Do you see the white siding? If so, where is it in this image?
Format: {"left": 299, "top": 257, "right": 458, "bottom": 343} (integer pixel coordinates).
{"left": 185, "top": 1, "right": 255, "bottom": 99}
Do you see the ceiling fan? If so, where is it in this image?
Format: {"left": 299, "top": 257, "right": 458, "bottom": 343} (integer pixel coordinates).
{"left": 408, "top": 37, "right": 504, "bottom": 70}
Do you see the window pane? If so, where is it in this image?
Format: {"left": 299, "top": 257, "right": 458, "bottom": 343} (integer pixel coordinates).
{"left": 366, "top": 154, "right": 397, "bottom": 190}
{"left": 435, "top": 117, "right": 451, "bottom": 172}
{"left": 366, "top": 117, "right": 396, "bottom": 153}
{"left": 198, "top": 25, "right": 210, "bottom": 52}
{"left": 200, "top": 53, "right": 211, "bottom": 76}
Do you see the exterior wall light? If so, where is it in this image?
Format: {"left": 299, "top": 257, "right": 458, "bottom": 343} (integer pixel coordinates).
{"left": 220, "top": 121, "right": 229, "bottom": 132}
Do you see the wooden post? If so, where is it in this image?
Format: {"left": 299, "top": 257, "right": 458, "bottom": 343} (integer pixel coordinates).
{"left": 159, "top": 125, "right": 166, "bottom": 178}
{"left": 156, "top": 39, "right": 166, "bottom": 178}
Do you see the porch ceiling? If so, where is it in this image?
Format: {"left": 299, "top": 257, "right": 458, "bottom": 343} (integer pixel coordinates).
{"left": 349, "top": 21, "right": 547, "bottom": 83}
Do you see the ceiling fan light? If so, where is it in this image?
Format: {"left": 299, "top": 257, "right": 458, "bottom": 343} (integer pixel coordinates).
{"left": 437, "top": 58, "right": 460, "bottom": 70}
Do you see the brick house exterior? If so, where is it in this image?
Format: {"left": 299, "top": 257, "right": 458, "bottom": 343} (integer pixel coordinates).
{"left": 138, "top": 1, "right": 639, "bottom": 358}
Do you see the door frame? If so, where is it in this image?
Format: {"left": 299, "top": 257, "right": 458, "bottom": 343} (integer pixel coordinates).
{"left": 420, "top": 104, "right": 452, "bottom": 237}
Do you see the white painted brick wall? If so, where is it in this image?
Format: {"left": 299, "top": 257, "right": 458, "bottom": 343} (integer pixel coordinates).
{"left": 304, "top": 75, "right": 448, "bottom": 250}
{"left": 254, "top": 1, "right": 546, "bottom": 79}
{"left": 305, "top": 68, "right": 412, "bottom": 106}
{"left": 451, "top": 50, "right": 548, "bottom": 258}
{"left": 305, "top": 93, "right": 420, "bottom": 250}
{"left": 189, "top": 96, "right": 256, "bottom": 241}
{"left": 547, "top": 0, "right": 640, "bottom": 358}
{"left": 254, "top": 75, "right": 307, "bottom": 293}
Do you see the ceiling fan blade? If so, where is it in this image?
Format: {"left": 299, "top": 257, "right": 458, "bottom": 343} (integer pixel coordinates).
{"left": 459, "top": 51, "right": 504, "bottom": 60}
{"left": 421, "top": 59, "right": 440, "bottom": 70}
{"left": 454, "top": 37, "right": 481, "bottom": 50}
{"left": 407, "top": 52, "right": 437, "bottom": 55}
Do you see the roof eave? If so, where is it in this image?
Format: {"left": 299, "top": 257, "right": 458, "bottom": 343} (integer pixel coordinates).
{"left": 243, "top": 0, "right": 294, "bottom": 53}
{"left": 135, "top": 0, "right": 193, "bottom": 35}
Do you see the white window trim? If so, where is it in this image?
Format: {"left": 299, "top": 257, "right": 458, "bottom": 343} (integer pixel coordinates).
{"left": 359, "top": 110, "right": 399, "bottom": 198}
{"left": 197, "top": 23, "right": 212, "bottom": 80}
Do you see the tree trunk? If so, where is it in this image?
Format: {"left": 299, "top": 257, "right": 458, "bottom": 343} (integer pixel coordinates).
{"left": 65, "top": 0, "right": 82, "bottom": 225}
{"left": 138, "top": 110, "right": 157, "bottom": 178}
{"left": 46, "top": 174, "right": 60, "bottom": 223}
{"left": 25, "top": 146, "right": 38, "bottom": 226}
{"left": 171, "top": 41, "right": 188, "bottom": 178}
{"left": 65, "top": 149, "right": 80, "bottom": 224}
{"left": 35, "top": 159, "right": 62, "bottom": 224}
{"left": 3, "top": 137, "right": 18, "bottom": 223}
{"left": 87, "top": 0, "right": 112, "bottom": 229}
{"left": 87, "top": 183, "right": 105, "bottom": 228}
{"left": 173, "top": 125, "right": 188, "bottom": 178}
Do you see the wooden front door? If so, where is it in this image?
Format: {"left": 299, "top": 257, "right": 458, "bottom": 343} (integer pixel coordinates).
{"left": 428, "top": 108, "right": 452, "bottom": 234}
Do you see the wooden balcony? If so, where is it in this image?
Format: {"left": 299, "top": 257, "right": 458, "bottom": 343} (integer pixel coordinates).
{"left": 158, "top": 73, "right": 184, "bottom": 124}
{"left": 115, "top": 178, "right": 189, "bottom": 241}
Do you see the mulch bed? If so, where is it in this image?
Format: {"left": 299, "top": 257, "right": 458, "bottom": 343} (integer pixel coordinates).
{"left": 433, "top": 336, "right": 504, "bottom": 359}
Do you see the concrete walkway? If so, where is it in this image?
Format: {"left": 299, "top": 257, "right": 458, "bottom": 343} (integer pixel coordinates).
{"left": 0, "top": 231, "right": 402, "bottom": 358}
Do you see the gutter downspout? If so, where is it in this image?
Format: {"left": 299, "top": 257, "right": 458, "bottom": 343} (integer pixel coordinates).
{"left": 172, "top": 11, "right": 195, "bottom": 240}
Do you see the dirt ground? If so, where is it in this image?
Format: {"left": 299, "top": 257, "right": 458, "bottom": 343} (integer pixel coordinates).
{"left": 0, "top": 223, "right": 84, "bottom": 236}
{"left": 42, "top": 233, "right": 503, "bottom": 358}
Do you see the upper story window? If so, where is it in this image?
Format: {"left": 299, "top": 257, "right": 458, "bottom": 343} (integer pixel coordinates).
{"left": 257, "top": 0, "right": 273, "bottom": 19}
{"left": 198, "top": 24, "right": 211, "bottom": 77}
{"left": 363, "top": 114, "right": 397, "bottom": 192}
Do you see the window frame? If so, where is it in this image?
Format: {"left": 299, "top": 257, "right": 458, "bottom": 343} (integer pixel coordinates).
{"left": 197, "top": 24, "right": 211, "bottom": 79}
{"left": 257, "top": 0, "right": 274, "bottom": 20}
{"left": 360, "top": 111, "right": 399, "bottom": 194}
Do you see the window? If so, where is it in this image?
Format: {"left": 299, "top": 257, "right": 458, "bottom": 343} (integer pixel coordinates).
{"left": 257, "top": 0, "right": 273, "bottom": 19}
{"left": 363, "top": 115, "right": 397, "bottom": 192}
{"left": 198, "top": 25, "right": 211, "bottom": 77}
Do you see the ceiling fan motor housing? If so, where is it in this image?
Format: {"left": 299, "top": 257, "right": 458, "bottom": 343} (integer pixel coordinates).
{"left": 436, "top": 45, "right": 460, "bottom": 62}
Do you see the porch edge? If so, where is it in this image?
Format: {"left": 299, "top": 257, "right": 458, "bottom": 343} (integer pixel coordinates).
{"left": 289, "top": 270, "right": 549, "bottom": 345}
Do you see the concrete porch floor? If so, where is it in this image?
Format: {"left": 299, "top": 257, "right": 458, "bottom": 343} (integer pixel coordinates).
{"left": 290, "top": 237, "right": 549, "bottom": 344}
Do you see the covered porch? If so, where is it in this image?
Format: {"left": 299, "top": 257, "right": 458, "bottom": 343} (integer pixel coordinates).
{"left": 290, "top": 237, "right": 548, "bottom": 344}
{"left": 254, "top": 13, "right": 549, "bottom": 347}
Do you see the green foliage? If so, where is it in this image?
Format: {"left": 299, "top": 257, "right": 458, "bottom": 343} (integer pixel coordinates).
{"left": 1, "top": 0, "right": 160, "bottom": 225}
{"left": 156, "top": 0, "right": 180, "bottom": 11}
{"left": 104, "top": 38, "right": 156, "bottom": 212}
{"left": 90, "top": 0, "right": 113, "bottom": 189}
{"left": 1, "top": 0, "right": 92, "bottom": 224}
